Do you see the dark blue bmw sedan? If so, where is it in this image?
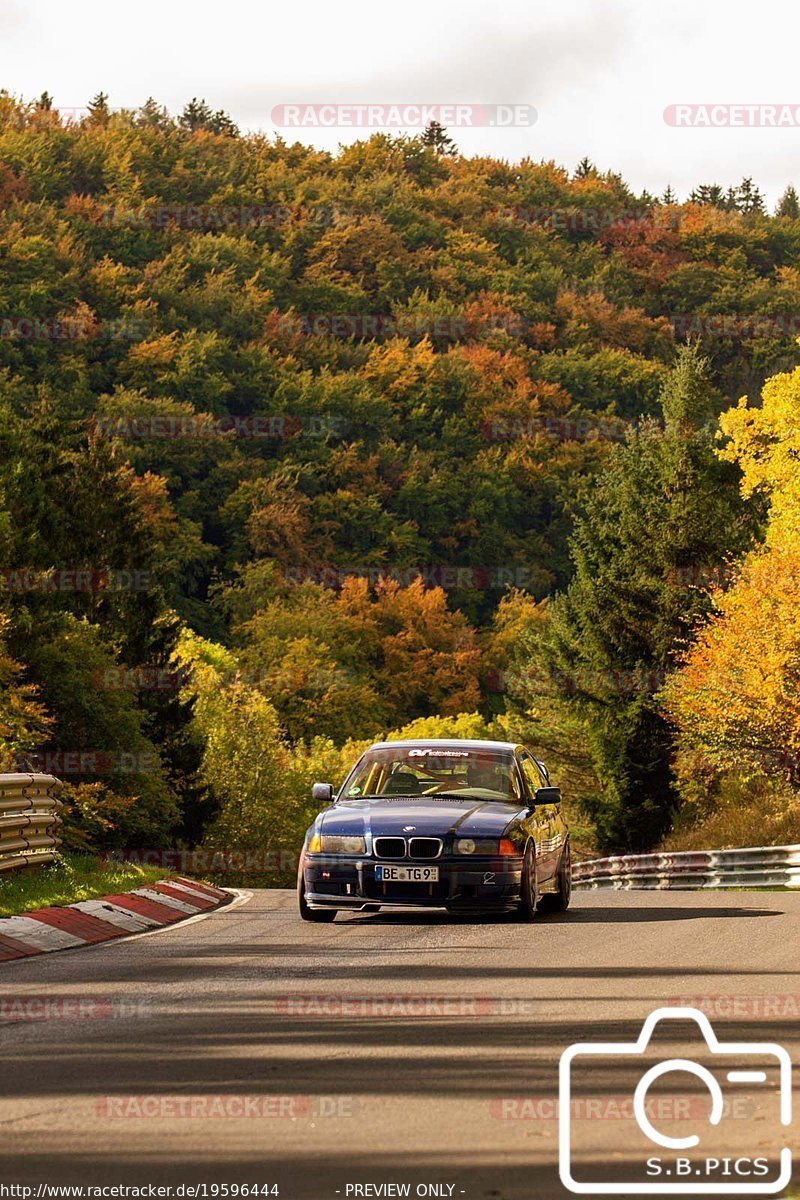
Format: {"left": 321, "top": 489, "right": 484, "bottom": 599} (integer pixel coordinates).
{"left": 297, "top": 738, "right": 571, "bottom": 922}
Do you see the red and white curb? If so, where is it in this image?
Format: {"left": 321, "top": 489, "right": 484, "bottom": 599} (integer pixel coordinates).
{"left": 0, "top": 877, "right": 231, "bottom": 962}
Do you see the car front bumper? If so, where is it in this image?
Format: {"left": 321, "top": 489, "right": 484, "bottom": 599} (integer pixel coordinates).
{"left": 302, "top": 854, "right": 524, "bottom": 911}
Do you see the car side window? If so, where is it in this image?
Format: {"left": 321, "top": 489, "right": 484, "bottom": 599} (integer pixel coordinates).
{"left": 519, "top": 753, "right": 546, "bottom": 799}
{"left": 508, "top": 763, "right": 523, "bottom": 802}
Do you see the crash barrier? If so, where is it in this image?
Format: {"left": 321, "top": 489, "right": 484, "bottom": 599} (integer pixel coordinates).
{"left": 0, "top": 774, "right": 63, "bottom": 872}
{"left": 572, "top": 844, "right": 800, "bottom": 890}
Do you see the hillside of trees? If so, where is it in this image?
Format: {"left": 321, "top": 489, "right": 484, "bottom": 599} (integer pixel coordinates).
{"left": 2, "top": 91, "right": 800, "bottom": 861}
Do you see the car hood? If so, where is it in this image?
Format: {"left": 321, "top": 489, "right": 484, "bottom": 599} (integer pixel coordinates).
{"left": 318, "top": 796, "right": 523, "bottom": 839}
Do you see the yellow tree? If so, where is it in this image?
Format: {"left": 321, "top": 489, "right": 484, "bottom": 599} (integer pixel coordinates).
{"left": 661, "top": 359, "right": 800, "bottom": 782}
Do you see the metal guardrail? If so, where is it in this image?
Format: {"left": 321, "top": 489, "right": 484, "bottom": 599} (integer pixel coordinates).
{"left": 0, "top": 774, "right": 63, "bottom": 872}
{"left": 572, "top": 844, "right": 800, "bottom": 890}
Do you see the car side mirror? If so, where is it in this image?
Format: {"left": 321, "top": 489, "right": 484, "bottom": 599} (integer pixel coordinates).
{"left": 312, "top": 782, "right": 335, "bottom": 804}
{"left": 531, "top": 786, "right": 561, "bottom": 807}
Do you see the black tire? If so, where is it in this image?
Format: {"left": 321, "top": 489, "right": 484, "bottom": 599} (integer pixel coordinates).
{"left": 517, "top": 842, "right": 539, "bottom": 922}
{"left": 539, "top": 839, "right": 572, "bottom": 913}
{"left": 299, "top": 879, "right": 337, "bottom": 922}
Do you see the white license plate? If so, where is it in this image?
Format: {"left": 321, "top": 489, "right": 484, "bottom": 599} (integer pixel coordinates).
{"left": 375, "top": 865, "right": 439, "bottom": 882}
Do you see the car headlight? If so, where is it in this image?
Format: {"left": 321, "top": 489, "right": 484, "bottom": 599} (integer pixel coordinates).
{"left": 454, "top": 838, "right": 501, "bottom": 855}
{"left": 315, "top": 834, "right": 366, "bottom": 854}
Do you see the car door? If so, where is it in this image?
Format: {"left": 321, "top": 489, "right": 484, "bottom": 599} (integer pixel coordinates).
{"left": 517, "top": 751, "right": 559, "bottom": 886}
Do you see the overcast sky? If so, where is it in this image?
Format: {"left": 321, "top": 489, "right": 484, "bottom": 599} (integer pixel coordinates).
{"left": 2, "top": 0, "right": 799, "bottom": 206}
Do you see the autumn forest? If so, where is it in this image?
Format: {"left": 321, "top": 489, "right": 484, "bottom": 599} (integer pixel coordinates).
{"left": 1, "top": 92, "right": 799, "bottom": 867}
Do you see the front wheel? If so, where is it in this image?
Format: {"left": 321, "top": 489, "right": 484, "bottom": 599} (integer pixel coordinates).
{"left": 517, "top": 842, "right": 539, "bottom": 922}
{"left": 299, "top": 879, "right": 337, "bottom": 923}
{"left": 539, "top": 840, "right": 571, "bottom": 913}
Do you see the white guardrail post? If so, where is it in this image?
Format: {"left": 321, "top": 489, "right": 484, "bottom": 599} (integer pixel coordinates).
{"left": 572, "top": 844, "right": 800, "bottom": 890}
{"left": 0, "top": 773, "right": 63, "bottom": 872}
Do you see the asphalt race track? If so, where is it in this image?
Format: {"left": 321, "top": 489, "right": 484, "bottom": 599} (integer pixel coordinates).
{"left": 1, "top": 890, "right": 798, "bottom": 1199}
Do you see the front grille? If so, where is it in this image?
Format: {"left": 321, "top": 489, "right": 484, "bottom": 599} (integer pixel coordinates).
{"left": 373, "top": 836, "right": 406, "bottom": 859}
{"left": 408, "top": 837, "right": 442, "bottom": 859}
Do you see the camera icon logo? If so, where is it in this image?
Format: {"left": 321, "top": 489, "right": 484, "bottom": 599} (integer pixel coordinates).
{"left": 559, "top": 1006, "right": 792, "bottom": 1194}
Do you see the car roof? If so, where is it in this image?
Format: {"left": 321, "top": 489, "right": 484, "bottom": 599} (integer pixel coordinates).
{"left": 367, "top": 738, "right": 521, "bottom": 753}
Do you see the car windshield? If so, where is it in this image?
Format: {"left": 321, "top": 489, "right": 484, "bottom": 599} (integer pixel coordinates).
{"left": 343, "top": 746, "right": 520, "bottom": 802}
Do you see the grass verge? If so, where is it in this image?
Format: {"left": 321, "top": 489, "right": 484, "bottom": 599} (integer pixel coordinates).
{"left": 0, "top": 852, "right": 174, "bottom": 918}
{"left": 663, "top": 775, "right": 800, "bottom": 852}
